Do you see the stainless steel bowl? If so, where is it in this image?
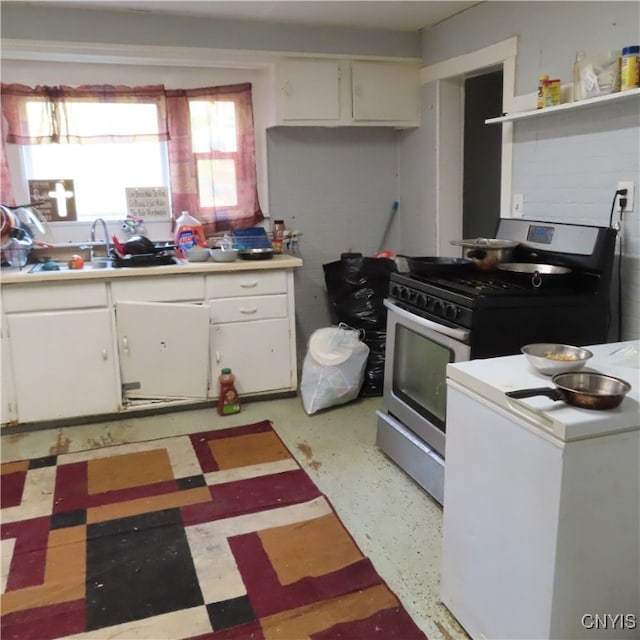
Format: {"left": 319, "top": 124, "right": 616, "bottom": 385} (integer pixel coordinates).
{"left": 210, "top": 248, "right": 238, "bottom": 262}
{"left": 521, "top": 343, "right": 593, "bottom": 376}
{"left": 184, "top": 247, "right": 210, "bottom": 262}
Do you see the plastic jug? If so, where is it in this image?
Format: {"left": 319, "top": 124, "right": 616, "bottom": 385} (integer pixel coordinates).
{"left": 174, "top": 210, "right": 207, "bottom": 254}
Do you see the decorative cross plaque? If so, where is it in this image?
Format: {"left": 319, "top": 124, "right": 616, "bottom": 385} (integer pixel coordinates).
{"left": 28, "top": 179, "right": 77, "bottom": 222}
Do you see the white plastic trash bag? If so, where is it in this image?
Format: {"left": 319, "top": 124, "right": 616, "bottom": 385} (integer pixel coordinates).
{"left": 300, "top": 324, "right": 370, "bottom": 415}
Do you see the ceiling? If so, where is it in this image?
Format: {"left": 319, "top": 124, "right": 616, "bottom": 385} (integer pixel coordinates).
{"left": 18, "top": 1, "right": 482, "bottom": 32}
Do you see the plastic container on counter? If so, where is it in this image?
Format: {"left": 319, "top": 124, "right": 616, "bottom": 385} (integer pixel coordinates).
{"left": 174, "top": 210, "right": 207, "bottom": 255}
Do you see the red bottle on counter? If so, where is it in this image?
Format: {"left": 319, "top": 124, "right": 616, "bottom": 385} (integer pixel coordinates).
{"left": 217, "top": 368, "right": 241, "bottom": 416}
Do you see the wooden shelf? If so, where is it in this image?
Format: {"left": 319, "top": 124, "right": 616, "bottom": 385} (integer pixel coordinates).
{"left": 486, "top": 87, "right": 640, "bottom": 124}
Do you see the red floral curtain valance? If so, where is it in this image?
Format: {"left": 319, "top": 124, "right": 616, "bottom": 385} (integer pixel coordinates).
{"left": 1, "top": 83, "right": 169, "bottom": 144}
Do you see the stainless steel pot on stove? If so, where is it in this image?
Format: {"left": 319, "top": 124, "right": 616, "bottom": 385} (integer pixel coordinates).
{"left": 450, "top": 238, "right": 519, "bottom": 271}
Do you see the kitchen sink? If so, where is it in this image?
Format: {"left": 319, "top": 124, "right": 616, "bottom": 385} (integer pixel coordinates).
{"left": 28, "top": 260, "right": 113, "bottom": 273}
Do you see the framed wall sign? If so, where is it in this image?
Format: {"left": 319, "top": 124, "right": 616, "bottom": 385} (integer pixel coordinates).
{"left": 125, "top": 187, "right": 170, "bottom": 220}
{"left": 28, "top": 179, "right": 77, "bottom": 222}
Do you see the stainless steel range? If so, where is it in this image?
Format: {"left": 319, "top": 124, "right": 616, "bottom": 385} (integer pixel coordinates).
{"left": 376, "top": 218, "right": 617, "bottom": 505}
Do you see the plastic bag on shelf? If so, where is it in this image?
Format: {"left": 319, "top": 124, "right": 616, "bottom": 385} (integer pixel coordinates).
{"left": 300, "top": 324, "right": 370, "bottom": 415}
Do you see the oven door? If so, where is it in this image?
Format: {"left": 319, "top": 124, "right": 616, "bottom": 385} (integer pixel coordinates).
{"left": 383, "top": 299, "right": 471, "bottom": 457}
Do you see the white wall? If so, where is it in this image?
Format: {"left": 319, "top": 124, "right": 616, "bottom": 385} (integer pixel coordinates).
{"left": 267, "top": 127, "right": 400, "bottom": 355}
{"left": 1, "top": 3, "right": 420, "bottom": 58}
{"left": 402, "top": 1, "right": 640, "bottom": 339}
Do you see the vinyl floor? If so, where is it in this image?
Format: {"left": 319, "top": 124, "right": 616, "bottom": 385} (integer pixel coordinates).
{"left": 1, "top": 395, "right": 468, "bottom": 640}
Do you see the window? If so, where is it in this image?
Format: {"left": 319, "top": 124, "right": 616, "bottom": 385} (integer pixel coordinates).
{"left": 24, "top": 138, "right": 169, "bottom": 222}
{"left": 1, "top": 82, "right": 263, "bottom": 233}
{"left": 190, "top": 99, "right": 238, "bottom": 209}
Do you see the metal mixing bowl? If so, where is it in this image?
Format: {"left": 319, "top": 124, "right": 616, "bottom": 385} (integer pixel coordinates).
{"left": 521, "top": 343, "right": 593, "bottom": 376}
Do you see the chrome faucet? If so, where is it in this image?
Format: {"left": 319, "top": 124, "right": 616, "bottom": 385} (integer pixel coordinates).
{"left": 90, "top": 217, "right": 110, "bottom": 261}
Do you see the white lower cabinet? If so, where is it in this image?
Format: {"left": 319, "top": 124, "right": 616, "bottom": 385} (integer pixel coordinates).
{"left": 1, "top": 330, "right": 17, "bottom": 424}
{"left": 210, "top": 319, "right": 292, "bottom": 396}
{"left": 116, "top": 301, "right": 210, "bottom": 400}
{"left": 7, "top": 309, "right": 121, "bottom": 422}
{"left": 206, "top": 271, "right": 296, "bottom": 398}
{"left": 1, "top": 262, "right": 300, "bottom": 426}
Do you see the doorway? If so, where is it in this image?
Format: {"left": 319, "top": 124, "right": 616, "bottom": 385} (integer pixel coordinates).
{"left": 462, "top": 70, "right": 503, "bottom": 239}
{"left": 420, "top": 36, "right": 517, "bottom": 256}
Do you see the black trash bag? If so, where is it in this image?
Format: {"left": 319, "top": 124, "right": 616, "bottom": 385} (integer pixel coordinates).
{"left": 323, "top": 255, "right": 396, "bottom": 397}
{"left": 359, "top": 329, "right": 388, "bottom": 397}
{"left": 323, "top": 255, "right": 397, "bottom": 331}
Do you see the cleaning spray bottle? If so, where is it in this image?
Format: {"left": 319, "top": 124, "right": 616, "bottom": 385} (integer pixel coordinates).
{"left": 174, "top": 210, "right": 207, "bottom": 257}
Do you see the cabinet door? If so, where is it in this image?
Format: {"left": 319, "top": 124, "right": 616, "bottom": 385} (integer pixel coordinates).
{"left": 210, "top": 319, "right": 293, "bottom": 396}
{"left": 279, "top": 59, "right": 341, "bottom": 121}
{"left": 7, "top": 309, "right": 120, "bottom": 423}
{"left": 351, "top": 61, "right": 419, "bottom": 122}
{"left": 116, "top": 301, "right": 210, "bottom": 400}
{"left": 1, "top": 328, "right": 17, "bottom": 425}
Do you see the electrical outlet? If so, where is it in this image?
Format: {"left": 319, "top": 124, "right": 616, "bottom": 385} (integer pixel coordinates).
{"left": 512, "top": 193, "right": 524, "bottom": 218}
{"left": 617, "top": 181, "right": 634, "bottom": 212}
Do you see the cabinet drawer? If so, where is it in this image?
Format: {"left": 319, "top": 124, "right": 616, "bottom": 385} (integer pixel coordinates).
{"left": 2, "top": 281, "right": 108, "bottom": 312}
{"left": 206, "top": 271, "right": 287, "bottom": 298}
{"left": 111, "top": 275, "right": 205, "bottom": 302}
{"left": 210, "top": 295, "right": 288, "bottom": 323}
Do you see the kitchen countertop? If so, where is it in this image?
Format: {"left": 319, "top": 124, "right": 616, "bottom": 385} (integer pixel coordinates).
{"left": 447, "top": 341, "right": 640, "bottom": 441}
{"left": 0, "top": 253, "right": 303, "bottom": 284}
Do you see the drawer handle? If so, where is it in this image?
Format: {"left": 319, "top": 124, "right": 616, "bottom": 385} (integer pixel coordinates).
{"left": 240, "top": 307, "right": 258, "bottom": 315}
{"left": 102, "top": 349, "right": 108, "bottom": 361}
{"left": 122, "top": 336, "right": 129, "bottom": 355}
{"left": 239, "top": 281, "right": 258, "bottom": 288}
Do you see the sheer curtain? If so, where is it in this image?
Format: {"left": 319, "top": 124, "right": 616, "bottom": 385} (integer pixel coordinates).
{"left": 167, "top": 83, "right": 263, "bottom": 234}
{"left": 0, "top": 82, "right": 263, "bottom": 231}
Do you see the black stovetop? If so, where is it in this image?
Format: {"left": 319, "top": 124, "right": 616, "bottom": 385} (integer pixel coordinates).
{"left": 391, "top": 268, "right": 604, "bottom": 309}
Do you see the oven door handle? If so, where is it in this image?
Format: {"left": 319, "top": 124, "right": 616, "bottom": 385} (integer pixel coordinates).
{"left": 384, "top": 298, "right": 470, "bottom": 342}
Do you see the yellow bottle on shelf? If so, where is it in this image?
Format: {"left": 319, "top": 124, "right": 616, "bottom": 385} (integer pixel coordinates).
{"left": 537, "top": 75, "right": 549, "bottom": 109}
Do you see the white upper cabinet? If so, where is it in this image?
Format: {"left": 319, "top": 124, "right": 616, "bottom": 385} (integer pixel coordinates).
{"left": 278, "top": 59, "right": 342, "bottom": 122}
{"left": 275, "top": 57, "right": 420, "bottom": 127}
{"left": 351, "top": 61, "right": 419, "bottom": 122}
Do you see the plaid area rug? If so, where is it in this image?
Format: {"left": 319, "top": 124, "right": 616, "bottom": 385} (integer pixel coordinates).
{"left": 1, "top": 420, "right": 427, "bottom": 639}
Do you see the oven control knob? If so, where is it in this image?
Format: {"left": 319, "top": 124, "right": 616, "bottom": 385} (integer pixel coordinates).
{"left": 425, "top": 296, "right": 435, "bottom": 311}
{"left": 445, "top": 304, "right": 458, "bottom": 320}
{"left": 415, "top": 294, "right": 426, "bottom": 308}
{"left": 433, "top": 300, "right": 445, "bottom": 315}
{"left": 399, "top": 286, "right": 409, "bottom": 301}
{"left": 390, "top": 284, "right": 401, "bottom": 298}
